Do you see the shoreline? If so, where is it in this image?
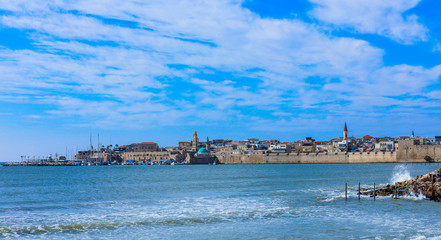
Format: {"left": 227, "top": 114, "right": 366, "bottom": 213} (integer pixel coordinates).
{"left": 2, "top": 161, "right": 438, "bottom": 166}
{"left": 2, "top": 162, "right": 80, "bottom": 166}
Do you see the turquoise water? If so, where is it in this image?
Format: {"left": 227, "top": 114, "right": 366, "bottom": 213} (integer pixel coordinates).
{"left": 1, "top": 164, "right": 441, "bottom": 239}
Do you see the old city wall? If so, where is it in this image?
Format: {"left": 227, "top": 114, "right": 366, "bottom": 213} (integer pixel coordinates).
{"left": 216, "top": 151, "right": 403, "bottom": 164}
{"left": 347, "top": 151, "right": 398, "bottom": 163}
{"left": 265, "top": 152, "right": 349, "bottom": 164}
{"left": 396, "top": 141, "right": 441, "bottom": 162}
{"left": 216, "top": 140, "right": 441, "bottom": 164}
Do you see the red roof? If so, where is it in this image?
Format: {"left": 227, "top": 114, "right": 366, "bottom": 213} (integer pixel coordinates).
{"left": 140, "top": 142, "right": 157, "bottom": 145}
{"left": 281, "top": 142, "right": 291, "bottom": 145}
{"left": 363, "top": 135, "right": 374, "bottom": 138}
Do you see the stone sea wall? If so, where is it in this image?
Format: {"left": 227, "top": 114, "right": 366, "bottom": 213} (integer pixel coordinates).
{"left": 216, "top": 140, "right": 441, "bottom": 164}
{"left": 216, "top": 150, "right": 433, "bottom": 164}
{"left": 396, "top": 141, "right": 441, "bottom": 162}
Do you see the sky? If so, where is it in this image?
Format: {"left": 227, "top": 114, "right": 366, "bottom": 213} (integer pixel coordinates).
{"left": 1, "top": 0, "right": 441, "bottom": 160}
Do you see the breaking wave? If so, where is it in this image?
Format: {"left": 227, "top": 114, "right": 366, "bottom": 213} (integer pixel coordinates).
{"left": 390, "top": 164, "right": 412, "bottom": 183}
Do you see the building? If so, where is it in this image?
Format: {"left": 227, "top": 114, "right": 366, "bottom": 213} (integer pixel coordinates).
{"left": 178, "top": 141, "right": 192, "bottom": 150}
{"left": 300, "top": 137, "right": 315, "bottom": 152}
{"left": 122, "top": 151, "right": 173, "bottom": 162}
{"left": 315, "top": 141, "right": 331, "bottom": 152}
{"left": 136, "top": 142, "right": 159, "bottom": 152}
{"left": 269, "top": 142, "right": 292, "bottom": 153}
{"left": 375, "top": 141, "right": 397, "bottom": 151}
{"left": 186, "top": 131, "right": 218, "bottom": 164}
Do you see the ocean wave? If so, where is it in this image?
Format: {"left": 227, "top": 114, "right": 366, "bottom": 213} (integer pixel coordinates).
{"left": 0, "top": 206, "right": 292, "bottom": 238}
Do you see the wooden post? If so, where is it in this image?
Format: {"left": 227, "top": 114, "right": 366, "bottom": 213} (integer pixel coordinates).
{"left": 345, "top": 183, "right": 347, "bottom": 201}
{"left": 373, "top": 183, "right": 376, "bottom": 201}
{"left": 394, "top": 183, "right": 398, "bottom": 199}
{"left": 358, "top": 182, "right": 361, "bottom": 201}
{"left": 431, "top": 174, "right": 435, "bottom": 201}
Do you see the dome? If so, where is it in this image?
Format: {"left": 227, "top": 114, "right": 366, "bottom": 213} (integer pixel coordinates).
{"left": 197, "top": 148, "right": 209, "bottom": 153}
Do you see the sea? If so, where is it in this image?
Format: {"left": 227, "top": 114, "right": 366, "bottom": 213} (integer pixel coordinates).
{"left": 1, "top": 163, "right": 441, "bottom": 239}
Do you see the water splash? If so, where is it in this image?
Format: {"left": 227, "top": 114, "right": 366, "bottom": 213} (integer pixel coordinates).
{"left": 390, "top": 164, "right": 412, "bottom": 183}
{"left": 407, "top": 189, "right": 426, "bottom": 200}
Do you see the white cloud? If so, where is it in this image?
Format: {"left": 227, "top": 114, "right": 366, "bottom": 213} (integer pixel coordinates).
{"left": 308, "top": 0, "right": 428, "bottom": 44}
{"left": 0, "top": 0, "right": 440, "bottom": 130}
{"left": 433, "top": 43, "right": 441, "bottom": 52}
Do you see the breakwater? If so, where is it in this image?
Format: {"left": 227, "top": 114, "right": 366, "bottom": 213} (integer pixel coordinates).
{"left": 2, "top": 162, "right": 79, "bottom": 166}
{"left": 362, "top": 168, "right": 441, "bottom": 201}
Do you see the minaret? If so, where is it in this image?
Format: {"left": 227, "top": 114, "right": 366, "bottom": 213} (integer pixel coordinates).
{"left": 191, "top": 131, "right": 199, "bottom": 152}
{"left": 206, "top": 137, "right": 210, "bottom": 152}
{"left": 343, "top": 122, "right": 348, "bottom": 140}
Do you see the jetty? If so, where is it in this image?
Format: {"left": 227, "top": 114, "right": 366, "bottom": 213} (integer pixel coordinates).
{"left": 362, "top": 169, "right": 441, "bottom": 201}
{"left": 2, "top": 161, "right": 80, "bottom": 166}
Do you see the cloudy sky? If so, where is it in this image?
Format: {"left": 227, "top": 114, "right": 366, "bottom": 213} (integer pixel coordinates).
{"left": 1, "top": 0, "right": 441, "bottom": 160}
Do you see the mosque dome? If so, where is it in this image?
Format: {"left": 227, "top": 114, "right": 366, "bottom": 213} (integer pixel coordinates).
{"left": 197, "top": 148, "right": 209, "bottom": 153}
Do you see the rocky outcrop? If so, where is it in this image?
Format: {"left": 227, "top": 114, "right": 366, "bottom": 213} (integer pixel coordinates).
{"left": 362, "top": 169, "right": 441, "bottom": 201}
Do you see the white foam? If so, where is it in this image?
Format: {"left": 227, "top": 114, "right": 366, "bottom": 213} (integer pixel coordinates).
{"left": 411, "top": 235, "right": 441, "bottom": 240}
{"left": 390, "top": 164, "right": 412, "bottom": 183}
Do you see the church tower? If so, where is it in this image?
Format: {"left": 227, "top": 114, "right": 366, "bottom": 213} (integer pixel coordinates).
{"left": 191, "top": 131, "right": 199, "bottom": 152}
{"left": 343, "top": 122, "right": 348, "bottom": 140}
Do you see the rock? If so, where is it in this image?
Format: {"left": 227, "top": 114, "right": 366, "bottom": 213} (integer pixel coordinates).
{"left": 361, "top": 168, "right": 441, "bottom": 201}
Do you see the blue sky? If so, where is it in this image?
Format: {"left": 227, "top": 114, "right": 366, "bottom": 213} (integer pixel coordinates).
{"left": 1, "top": 0, "right": 441, "bottom": 160}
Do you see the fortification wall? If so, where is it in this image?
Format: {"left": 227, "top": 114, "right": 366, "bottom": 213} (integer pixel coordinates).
{"left": 216, "top": 151, "right": 404, "bottom": 164}
{"left": 347, "top": 151, "right": 398, "bottom": 163}
{"left": 265, "top": 152, "right": 349, "bottom": 164}
{"left": 396, "top": 144, "right": 441, "bottom": 162}
{"left": 217, "top": 152, "right": 266, "bottom": 164}
{"left": 216, "top": 141, "right": 441, "bottom": 164}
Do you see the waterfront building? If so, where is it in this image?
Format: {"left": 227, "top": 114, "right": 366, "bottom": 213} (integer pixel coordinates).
{"left": 315, "top": 141, "right": 331, "bottom": 152}
{"left": 375, "top": 141, "right": 397, "bottom": 151}
{"left": 122, "top": 151, "right": 175, "bottom": 163}
{"left": 300, "top": 137, "right": 315, "bottom": 153}
{"left": 73, "top": 149, "right": 112, "bottom": 163}
{"left": 186, "top": 131, "right": 218, "bottom": 164}
{"left": 178, "top": 141, "right": 192, "bottom": 150}
{"left": 269, "top": 142, "right": 292, "bottom": 153}
{"left": 127, "top": 142, "right": 159, "bottom": 152}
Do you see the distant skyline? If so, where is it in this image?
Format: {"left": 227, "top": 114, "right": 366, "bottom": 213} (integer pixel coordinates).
{"left": 1, "top": 0, "right": 441, "bottom": 160}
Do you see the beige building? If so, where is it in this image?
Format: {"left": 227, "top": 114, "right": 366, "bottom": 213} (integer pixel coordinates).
{"left": 179, "top": 141, "right": 192, "bottom": 150}
{"left": 122, "top": 151, "right": 173, "bottom": 162}
{"left": 375, "top": 141, "right": 397, "bottom": 151}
